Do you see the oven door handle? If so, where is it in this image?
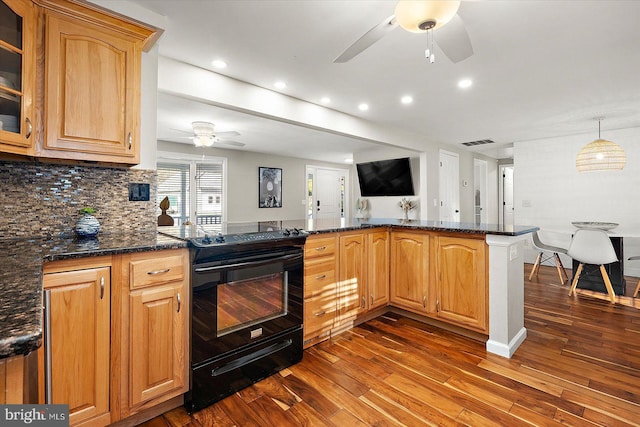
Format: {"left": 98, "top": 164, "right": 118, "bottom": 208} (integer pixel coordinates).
{"left": 194, "top": 253, "right": 302, "bottom": 273}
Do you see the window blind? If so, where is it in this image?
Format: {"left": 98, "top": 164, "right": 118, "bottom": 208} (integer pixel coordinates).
{"left": 157, "top": 163, "right": 190, "bottom": 225}
{"left": 195, "top": 163, "right": 224, "bottom": 226}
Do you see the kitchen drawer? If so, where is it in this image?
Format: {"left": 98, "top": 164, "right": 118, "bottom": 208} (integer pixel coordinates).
{"left": 304, "top": 293, "right": 337, "bottom": 336}
{"left": 304, "top": 235, "right": 337, "bottom": 259}
{"left": 304, "top": 257, "right": 337, "bottom": 298}
{"left": 129, "top": 254, "right": 184, "bottom": 289}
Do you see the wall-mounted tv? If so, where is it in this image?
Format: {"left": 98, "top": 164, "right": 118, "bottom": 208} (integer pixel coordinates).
{"left": 356, "top": 157, "right": 415, "bottom": 197}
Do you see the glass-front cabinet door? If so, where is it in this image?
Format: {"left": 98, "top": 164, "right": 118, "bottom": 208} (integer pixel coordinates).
{"left": 0, "top": 0, "right": 35, "bottom": 154}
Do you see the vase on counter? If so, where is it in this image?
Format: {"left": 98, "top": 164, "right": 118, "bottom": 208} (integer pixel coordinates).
{"left": 75, "top": 213, "right": 100, "bottom": 238}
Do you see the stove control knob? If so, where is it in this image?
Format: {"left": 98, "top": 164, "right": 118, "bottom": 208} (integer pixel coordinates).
{"left": 292, "top": 228, "right": 300, "bottom": 235}
{"left": 215, "top": 233, "right": 225, "bottom": 243}
{"left": 202, "top": 234, "right": 213, "bottom": 244}
{"left": 282, "top": 228, "right": 291, "bottom": 236}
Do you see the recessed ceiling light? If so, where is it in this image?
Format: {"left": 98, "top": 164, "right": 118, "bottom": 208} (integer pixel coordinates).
{"left": 274, "top": 81, "right": 287, "bottom": 90}
{"left": 211, "top": 59, "right": 227, "bottom": 69}
{"left": 458, "top": 78, "right": 473, "bottom": 89}
{"left": 358, "top": 103, "right": 369, "bottom": 111}
{"left": 320, "top": 97, "right": 331, "bottom": 104}
{"left": 401, "top": 95, "right": 413, "bottom": 104}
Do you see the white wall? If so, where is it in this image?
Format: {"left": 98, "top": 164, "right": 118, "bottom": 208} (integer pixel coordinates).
{"left": 514, "top": 126, "right": 640, "bottom": 275}
{"left": 158, "top": 141, "right": 345, "bottom": 222}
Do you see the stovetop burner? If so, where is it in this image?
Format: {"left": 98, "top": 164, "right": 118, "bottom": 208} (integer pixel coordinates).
{"left": 190, "top": 228, "right": 306, "bottom": 247}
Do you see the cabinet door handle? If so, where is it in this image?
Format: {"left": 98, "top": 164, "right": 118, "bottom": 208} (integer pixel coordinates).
{"left": 148, "top": 268, "right": 170, "bottom": 275}
{"left": 314, "top": 246, "right": 326, "bottom": 251}
{"left": 25, "top": 117, "right": 32, "bottom": 139}
{"left": 371, "top": 295, "right": 374, "bottom": 305}
{"left": 361, "top": 295, "right": 365, "bottom": 309}
{"left": 128, "top": 132, "right": 132, "bottom": 150}
{"left": 423, "top": 295, "right": 426, "bottom": 308}
{"left": 314, "top": 310, "right": 326, "bottom": 317}
{"left": 177, "top": 292, "right": 182, "bottom": 313}
{"left": 436, "top": 299, "right": 439, "bottom": 312}
{"left": 43, "top": 290, "right": 52, "bottom": 404}
{"left": 100, "top": 276, "right": 105, "bottom": 300}
{"left": 315, "top": 274, "right": 326, "bottom": 280}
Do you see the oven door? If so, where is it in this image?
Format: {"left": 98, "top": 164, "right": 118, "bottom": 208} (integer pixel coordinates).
{"left": 191, "top": 248, "right": 303, "bottom": 366}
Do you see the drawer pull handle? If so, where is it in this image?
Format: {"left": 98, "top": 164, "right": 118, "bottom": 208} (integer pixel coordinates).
{"left": 148, "top": 268, "right": 170, "bottom": 275}
{"left": 314, "top": 246, "right": 327, "bottom": 251}
{"left": 177, "top": 292, "right": 182, "bottom": 313}
{"left": 314, "top": 311, "right": 326, "bottom": 317}
{"left": 315, "top": 274, "right": 326, "bottom": 280}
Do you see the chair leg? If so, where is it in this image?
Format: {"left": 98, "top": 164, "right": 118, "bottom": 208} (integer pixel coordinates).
{"left": 569, "top": 263, "right": 583, "bottom": 296}
{"left": 634, "top": 279, "right": 640, "bottom": 298}
{"left": 599, "top": 265, "right": 616, "bottom": 303}
{"left": 554, "top": 253, "right": 567, "bottom": 285}
{"left": 529, "top": 252, "right": 542, "bottom": 281}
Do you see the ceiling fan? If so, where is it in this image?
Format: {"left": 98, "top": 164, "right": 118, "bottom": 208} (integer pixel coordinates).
{"left": 175, "top": 121, "right": 245, "bottom": 148}
{"left": 334, "top": 0, "right": 473, "bottom": 64}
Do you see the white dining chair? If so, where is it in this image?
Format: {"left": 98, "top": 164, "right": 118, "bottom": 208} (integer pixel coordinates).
{"left": 628, "top": 255, "right": 640, "bottom": 297}
{"left": 567, "top": 229, "right": 618, "bottom": 303}
{"left": 529, "top": 231, "right": 569, "bottom": 284}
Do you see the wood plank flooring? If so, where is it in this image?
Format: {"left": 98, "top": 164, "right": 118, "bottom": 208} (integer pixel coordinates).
{"left": 140, "top": 265, "right": 640, "bottom": 426}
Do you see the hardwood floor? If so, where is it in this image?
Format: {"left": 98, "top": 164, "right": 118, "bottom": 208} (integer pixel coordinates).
{"left": 141, "top": 265, "right": 640, "bottom": 426}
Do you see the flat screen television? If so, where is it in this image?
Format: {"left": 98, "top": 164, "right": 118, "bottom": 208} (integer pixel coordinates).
{"left": 356, "top": 157, "right": 415, "bottom": 197}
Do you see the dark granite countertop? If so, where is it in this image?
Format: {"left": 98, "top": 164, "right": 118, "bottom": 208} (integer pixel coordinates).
{"left": 159, "top": 218, "right": 538, "bottom": 240}
{"left": 0, "top": 232, "right": 186, "bottom": 359}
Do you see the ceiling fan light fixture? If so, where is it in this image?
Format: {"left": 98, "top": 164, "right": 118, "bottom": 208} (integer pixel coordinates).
{"left": 193, "top": 135, "right": 215, "bottom": 147}
{"left": 576, "top": 120, "right": 626, "bottom": 172}
{"left": 394, "top": 0, "right": 461, "bottom": 33}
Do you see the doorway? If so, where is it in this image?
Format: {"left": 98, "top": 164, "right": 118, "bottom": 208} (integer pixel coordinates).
{"left": 306, "top": 166, "right": 349, "bottom": 219}
{"left": 499, "top": 165, "right": 514, "bottom": 226}
{"left": 473, "top": 159, "right": 488, "bottom": 225}
{"left": 439, "top": 150, "right": 460, "bottom": 222}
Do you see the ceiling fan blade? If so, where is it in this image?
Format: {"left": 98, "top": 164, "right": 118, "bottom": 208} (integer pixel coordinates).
{"left": 170, "top": 127, "right": 193, "bottom": 135}
{"left": 334, "top": 15, "right": 397, "bottom": 63}
{"left": 215, "top": 130, "right": 241, "bottom": 137}
{"left": 435, "top": 14, "right": 473, "bottom": 63}
{"left": 215, "top": 140, "right": 245, "bottom": 147}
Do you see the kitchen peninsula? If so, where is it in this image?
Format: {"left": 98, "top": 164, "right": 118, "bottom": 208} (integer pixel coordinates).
{"left": 163, "top": 218, "right": 538, "bottom": 358}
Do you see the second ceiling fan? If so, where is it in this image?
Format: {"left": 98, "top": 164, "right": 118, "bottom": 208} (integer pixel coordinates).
{"left": 177, "top": 121, "right": 245, "bottom": 148}
{"left": 334, "top": 0, "right": 473, "bottom": 64}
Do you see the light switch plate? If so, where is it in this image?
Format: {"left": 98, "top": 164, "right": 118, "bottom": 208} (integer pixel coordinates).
{"left": 129, "top": 183, "right": 150, "bottom": 201}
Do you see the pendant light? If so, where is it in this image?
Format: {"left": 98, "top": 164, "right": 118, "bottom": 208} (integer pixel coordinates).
{"left": 576, "top": 119, "right": 626, "bottom": 172}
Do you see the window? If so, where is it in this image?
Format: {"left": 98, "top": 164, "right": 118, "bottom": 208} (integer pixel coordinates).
{"left": 157, "top": 158, "right": 226, "bottom": 230}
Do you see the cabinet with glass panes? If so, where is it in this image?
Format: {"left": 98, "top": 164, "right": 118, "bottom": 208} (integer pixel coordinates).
{"left": 0, "top": 0, "right": 36, "bottom": 155}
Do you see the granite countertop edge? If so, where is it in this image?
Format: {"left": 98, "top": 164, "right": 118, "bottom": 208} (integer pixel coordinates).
{"left": 0, "top": 233, "right": 187, "bottom": 359}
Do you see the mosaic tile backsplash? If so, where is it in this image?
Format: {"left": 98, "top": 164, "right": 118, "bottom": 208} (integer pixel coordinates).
{"left": 0, "top": 161, "right": 157, "bottom": 238}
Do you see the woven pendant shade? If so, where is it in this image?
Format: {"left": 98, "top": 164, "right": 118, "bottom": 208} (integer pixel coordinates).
{"left": 576, "top": 138, "right": 626, "bottom": 172}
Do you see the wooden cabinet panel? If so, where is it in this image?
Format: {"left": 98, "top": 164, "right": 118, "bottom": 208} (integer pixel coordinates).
{"left": 390, "top": 231, "right": 429, "bottom": 313}
{"left": 43, "top": 266, "right": 111, "bottom": 426}
{"left": 40, "top": 10, "right": 140, "bottom": 163}
{"left": 304, "top": 256, "right": 337, "bottom": 298}
{"left": 129, "top": 254, "right": 185, "bottom": 289}
{"left": 338, "top": 232, "right": 366, "bottom": 321}
{"left": 367, "top": 230, "right": 389, "bottom": 310}
{"left": 435, "top": 236, "right": 487, "bottom": 332}
{"left": 0, "top": 355, "right": 24, "bottom": 404}
{"left": 129, "top": 282, "right": 186, "bottom": 407}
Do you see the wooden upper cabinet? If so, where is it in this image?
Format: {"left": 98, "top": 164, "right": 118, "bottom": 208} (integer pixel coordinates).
{"left": 390, "top": 231, "right": 429, "bottom": 313}
{"left": 435, "top": 236, "right": 488, "bottom": 332}
{"left": 33, "top": 0, "right": 156, "bottom": 165}
{"left": 367, "top": 229, "right": 389, "bottom": 310}
{"left": 0, "top": 0, "right": 36, "bottom": 155}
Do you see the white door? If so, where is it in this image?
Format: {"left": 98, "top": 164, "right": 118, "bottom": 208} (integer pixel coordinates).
{"left": 439, "top": 150, "right": 460, "bottom": 222}
{"left": 500, "top": 165, "right": 514, "bottom": 226}
{"left": 308, "top": 166, "right": 347, "bottom": 219}
{"left": 473, "top": 159, "right": 488, "bottom": 225}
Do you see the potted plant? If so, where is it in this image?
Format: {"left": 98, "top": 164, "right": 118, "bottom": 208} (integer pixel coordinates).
{"left": 75, "top": 207, "right": 101, "bottom": 237}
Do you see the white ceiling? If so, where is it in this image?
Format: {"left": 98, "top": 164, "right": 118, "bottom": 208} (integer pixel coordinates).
{"left": 132, "top": 0, "right": 640, "bottom": 162}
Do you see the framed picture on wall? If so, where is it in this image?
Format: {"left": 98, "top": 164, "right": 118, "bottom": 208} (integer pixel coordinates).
{"left": 258, "top": 167, "right": 282, "bottom": 208}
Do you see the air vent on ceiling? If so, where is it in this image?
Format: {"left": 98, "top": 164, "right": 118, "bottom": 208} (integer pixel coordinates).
{"left": 461, "top": 139, "right": 495, "bottom": 147}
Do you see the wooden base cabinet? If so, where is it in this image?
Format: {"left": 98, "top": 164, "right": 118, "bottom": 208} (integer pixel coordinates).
{"left": 434, "top": 236, "right": 488, "bottom": 332}
{"left": 390, "top": 231, "right": 429, "bottom": 313}
{"left": 367, "top": 229, "right": 389, "bottom": 310}
{"left": 338, "top": 232, "right": 367, "bottom": 322}
{"left": 39, "top": 249, "right": 189, "bottom": 427}
{"left": 41, "top": 259, "right": 112, "bottom": 427}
